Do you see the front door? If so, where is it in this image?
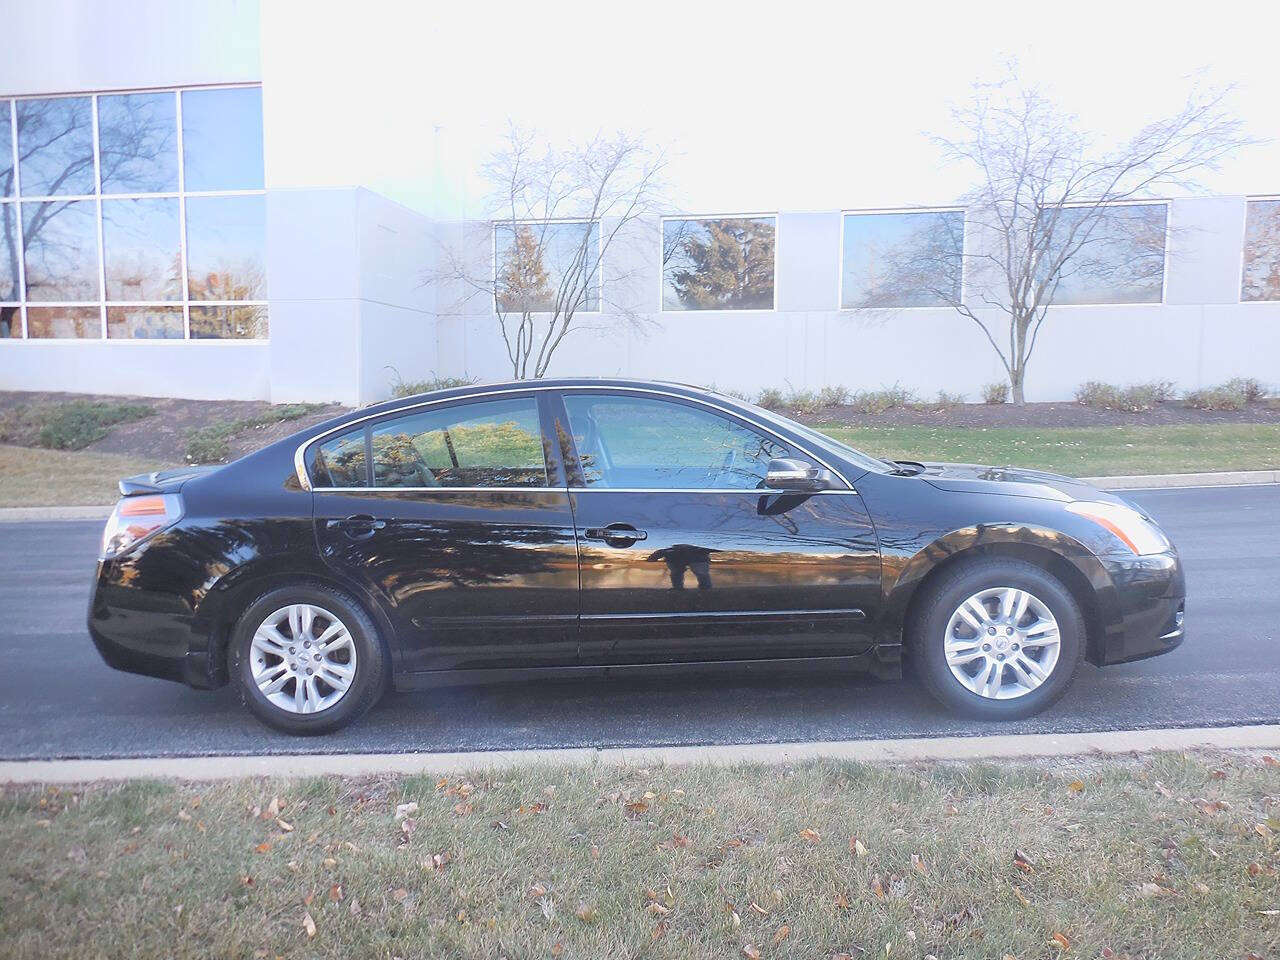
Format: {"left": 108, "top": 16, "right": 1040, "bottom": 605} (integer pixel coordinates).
{"left": 554, "top": 390, "right": 881, "bottom": 665}
{"left": 311, "top": 393, "right": 579, "bottom": 673}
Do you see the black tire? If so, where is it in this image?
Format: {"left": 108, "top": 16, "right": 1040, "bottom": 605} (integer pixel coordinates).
{"left": 230, "top": 583, "right": 389, "bottom": 735}
{"left": 908, "top": 557, "right": 1084, "bottom": 720}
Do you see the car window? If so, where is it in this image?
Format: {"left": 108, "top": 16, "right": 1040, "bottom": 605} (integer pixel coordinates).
{"left": 563, "top": 394, "right": 795, "bottom": 489}
{"left": 316, "top": 430, "right": 367, "bottom": 487}
{"left": 370, "top": 396, "right": 547, "bottom": 488}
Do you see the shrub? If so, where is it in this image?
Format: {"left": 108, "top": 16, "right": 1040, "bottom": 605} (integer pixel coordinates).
{"left": 785, "top": 389, "right": 823, "bottom": 415}
{"left": 934, "top": 390, "right": 966, "bottom": 407}
{"left": 1184, "top": 385, "right": 1247, "bottom": 411}
{"left": 848, "top": 385, "right": 917, "bottom": 415}
{"left": 36, "top": 401, "right": 154, "bottom": 450}
{"left": 389, "top": 367, "right": 479, "bottom": 399}
{"left": 185, "top": 403, "right": 326, "bottom": 463}
{"left": 1075, "top": 380, "right": 1176, "bottom": 413}
{"left": 755, "top": 387, "right": 785, "bottom": 410}
{"left": 1222, "top": 377, "right": 1267, "bottom": 403}
{"left": 817, "top": 385, "right": 851, "bottom": 408}
{"left": 981, "top": 381, "right": 1009, "bottom": 405}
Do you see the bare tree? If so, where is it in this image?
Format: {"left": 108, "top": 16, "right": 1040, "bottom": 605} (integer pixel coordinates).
{"left": 434, "top": 126, "right": 665, "bottom": 380}
{"left": 879, "top": 72, "right": 1253, "bottom": 403}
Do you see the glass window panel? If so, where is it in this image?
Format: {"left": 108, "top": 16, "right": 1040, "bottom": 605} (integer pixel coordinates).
{"left": 181, "top": 88, "right": 264, "bottom": 191}
{"left": 26, "top": 305, "right": 101, "bottom": 338}
{"left": 102, "top": 198, "right": 181, "bottom": 301}
{"left": 98, "top": 92, "right": 178, "bottom": 194}
{"left": 0, "top": 202, "right": 18, "bottom": 302}
{"left": 1045, "top": 203, "right": 1166, "bottom": 305}
{"left": 16, "top": 97, "right": 94, "bottom": 196}
{"left": 185, "top": 195, "right": 266, "bottom": 300}
{"left": 189, "top": 304, "right": 267, "bottom": 339}
{"left": 841, "top": 211, "right": 964, "bottom": 308}
{"left": 315, "top": 430, "right": 368, "bottom": 488}
{"left": 563, "top": 394, "right": 795, "bottom": 489}
{"left": 21, "top": 200, "right": 100, "bottom": 301}
{"left": 107, "top": 306, "right": 184, "bottom": 339}
{"left": 0, "top": 101, "right": 13, "bottom": 197}
{"left": 1242, "top": 199, "right": 1280, "bottom": 302}
{"left": 371, "top": 397, "right": 546, "bottom": 488}
{"left": 494, "top": 221, "right": 599, "bottom": 313}
{"left": 1, "top": 306, "right": 20, "bottom": 338}
{"left": 661, "top": 217, "right": 776, "bottom": 311}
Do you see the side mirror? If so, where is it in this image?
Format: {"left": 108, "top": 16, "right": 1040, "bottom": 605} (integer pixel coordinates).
{"left": 764, "top": 457, "right": 839, "bottom": 492}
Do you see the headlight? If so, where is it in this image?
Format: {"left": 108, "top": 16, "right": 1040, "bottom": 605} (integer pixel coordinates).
{"left": 1066, "top": 500, "right": 1170, "bottom": 555}
{"left": 100, "top": 494, "right": 183, "bottom": 559}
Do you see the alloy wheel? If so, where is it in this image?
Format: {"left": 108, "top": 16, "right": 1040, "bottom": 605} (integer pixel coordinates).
{"left": 249, "top": 603, "right": 357, "bottom": 714}
{"left": 943, "top": 586, "right": 1061, "bottom": 700}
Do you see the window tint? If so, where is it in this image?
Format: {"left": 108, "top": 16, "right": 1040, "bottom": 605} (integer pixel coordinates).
{"left": 563, "top": 394, "right": 794, "bottom": 489}
{"left": 316, "top": 431, "right": 367, "bottom": 488}
{"left": 1242, "top": 199, "right": 1280, "bottom": 302}
{"left": 181, "top": 88, "right": 264, "bottom": 191}
{"left": 841, "top": 210, "right": 964, "bottom": 308}
{"left": 494, "top": 221, "right": 600, "bottom": 313}
{"left": 370, "top": 397, "right": 546, "bottom": 488}
{"left": 1042, "top": 203, "right": 1167, "bottom": 305}
{"left": 661, "top": 217, "right": 776, "bottom": 310}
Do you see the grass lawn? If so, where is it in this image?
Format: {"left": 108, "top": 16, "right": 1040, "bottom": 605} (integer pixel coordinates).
{"left": 0, "top": 444, "right": 167, "bottom": 507}
{"left": 2, "top": 751, "right": 1277, "bottom": 959}
{"left": 813, "top": 423, "right": 1280, "bottom": 477}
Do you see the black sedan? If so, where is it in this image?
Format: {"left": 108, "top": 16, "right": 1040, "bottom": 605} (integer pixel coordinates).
{"left": 89, "top": 379, "right": 1185, "bottom": 735}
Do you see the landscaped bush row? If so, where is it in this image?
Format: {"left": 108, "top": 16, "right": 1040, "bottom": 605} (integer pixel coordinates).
{"left": 732, "top": 377, "right": 1272, "bottom": 412}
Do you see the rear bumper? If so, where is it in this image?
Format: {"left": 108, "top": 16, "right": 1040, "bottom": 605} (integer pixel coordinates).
{"left": 87, "top": 560, "right": 218, "bottom": 689}
{"left": 1096, "top": 550, "right": 1185, "bottom": 665}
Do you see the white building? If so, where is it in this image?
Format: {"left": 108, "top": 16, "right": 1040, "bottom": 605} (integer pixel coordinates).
{"left": 2, "top": 0, "right": 1278, "bottom": 406}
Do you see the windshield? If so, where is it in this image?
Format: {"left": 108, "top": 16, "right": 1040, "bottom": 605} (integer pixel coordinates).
{"left": 731, "top": 401, "right": 889, "bottom": 476}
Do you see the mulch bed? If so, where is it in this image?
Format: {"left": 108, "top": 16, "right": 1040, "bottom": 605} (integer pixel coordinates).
{"left": 797, "top": 399, "right": 1280, "bottom": 428}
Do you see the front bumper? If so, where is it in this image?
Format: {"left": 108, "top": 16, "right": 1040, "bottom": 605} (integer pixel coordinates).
{"left": 1095, "top": 550, "right": 1185, "bottom": 665}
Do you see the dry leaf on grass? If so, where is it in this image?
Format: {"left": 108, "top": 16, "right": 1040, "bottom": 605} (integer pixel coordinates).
{"left": 799, "top": 827, "right": 821, "bottom": 844}
{"left": 851, "top": 836, "right": 867, "bottom": 857}
{"left": 912, "top": 853, "right": 929, "bottom": 875}
{"left": 253, "top": 842, "right": 271, "bottom": 854}
{"left": 394, "top": 802, "right": 418, "bottom": 820}
{"left": 453, "top": 802, "right": 473, "bottom": 816}
{"left": 1067, "top": 780, "right": 1085, "bottom": 794}
{"left": 328, "top": 883, "right": 343, "bottom": 903}
{"left": 1013, "top": 850, "right": 1035, "bottom": 873}
{"left": 1012, "top": 886, "right": 1030, "bottom": 907}
{"left": 302, "top": 911, "right": 316, "bottom": 938}
{"left": 575, "top": 903, "right": 598, "bottom": 923}
{"left": 773, "top": 923, "right": 791, "bottom": 944}
{"left": 742, "top": 945, "right": 762, "bottom": 959}
{"left": 1050, "top": 931, "right": 1071, "bottom": 950}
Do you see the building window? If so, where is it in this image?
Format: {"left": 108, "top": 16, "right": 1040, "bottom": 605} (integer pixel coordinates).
{"left": 493, "top": 220, "right": 600, "bottom": 313}
{"left": 841, "top": 209, "right": 964, "bottom": 309}
{"left": 1045, "top": 202, "right": 1167, "bottom": 306}
{"left": 1242, "top": 198, "right": 1280, "bottom": 302}
{"left": 661, "top": 216, "right": 776, "bottom": 311}
{"left": 0, "top": 86, "right": 266, "bottom": 341}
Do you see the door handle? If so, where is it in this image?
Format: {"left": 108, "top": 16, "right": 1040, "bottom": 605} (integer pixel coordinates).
{"left": 584, "top": 523, "right": 648, "bottom": 545}
{"left": 327, "top": 514, "right": 386, "bottom": 540}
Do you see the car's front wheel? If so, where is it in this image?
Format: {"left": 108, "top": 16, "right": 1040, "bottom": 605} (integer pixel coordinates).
{"left": 230, "top": 584, "right": 388, "bottom": 735}
{"left": 909, "top": 558, "right": 1084, "bottom": 719}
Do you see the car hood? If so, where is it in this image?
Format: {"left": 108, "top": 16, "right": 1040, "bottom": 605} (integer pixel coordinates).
{"left": 916, "top": 462, "right": 1126, "bottom": 504}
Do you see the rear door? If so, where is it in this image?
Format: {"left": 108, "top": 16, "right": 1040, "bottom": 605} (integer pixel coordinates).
{"left": 309, "top": 392, "right": 580, "bottom": 673}
{"left": 551, "top": 389, "right": 881, "bottom": 665}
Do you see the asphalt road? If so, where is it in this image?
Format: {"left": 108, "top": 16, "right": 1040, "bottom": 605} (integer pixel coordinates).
{"left": 1, "top": 485, "right": 1277, "bottom": 760}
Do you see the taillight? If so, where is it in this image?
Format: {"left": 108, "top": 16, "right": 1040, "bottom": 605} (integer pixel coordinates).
{"left": 100, "top": 493, "right": 183, "bottom": 559}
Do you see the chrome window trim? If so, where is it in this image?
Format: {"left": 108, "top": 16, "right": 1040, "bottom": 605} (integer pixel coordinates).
{"left": 294, "top": 384, "right": 855, "bottom": 492}
{"left": 307, "top": 486, "right": 859, "bottom": 495}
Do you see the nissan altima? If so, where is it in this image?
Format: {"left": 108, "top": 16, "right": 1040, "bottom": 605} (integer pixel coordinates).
{"left": 89, "top": 379, "right": 1185, "bottom": 734}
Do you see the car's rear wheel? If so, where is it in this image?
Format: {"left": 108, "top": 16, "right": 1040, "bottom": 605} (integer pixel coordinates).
{"left": 231, "top": 584, "right": 388, "bottom": 735}
{"left": 908, "top": 557, "right": 1084, "bottom": 719}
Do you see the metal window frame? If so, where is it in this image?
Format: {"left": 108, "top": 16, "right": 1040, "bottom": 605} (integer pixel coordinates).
{"left": 1238, "top": 195, "right": 1280, "bottom": 304}
{"left": 0, "top": 83, "right": 267, "bottom": 343}
{"left": 491, "top": 218, "right": 604, "bottom": 316}
{"left": 658, "top": 213, "right": 779, "bottom": 313}
{"left": 295, "top": 384, "right": 856, "bottom": 494}
{"left": 837, "top": 205, "right": 969, "bottom": 312}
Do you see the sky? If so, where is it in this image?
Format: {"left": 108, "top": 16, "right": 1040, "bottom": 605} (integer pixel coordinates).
{"left": 261, "top": 0, "right": 1280, "bottom": 219}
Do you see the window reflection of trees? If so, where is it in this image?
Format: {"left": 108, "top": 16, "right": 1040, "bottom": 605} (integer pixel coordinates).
{"left": 1243, "top": 200, "right": 1280, "bottom": 302}
{"left": 662, "top": 218, "right": 776, "bottom": 310}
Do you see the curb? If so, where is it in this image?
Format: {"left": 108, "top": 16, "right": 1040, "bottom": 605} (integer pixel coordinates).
{"left": 3, "top": 724, "right": 1279, "bottom": 784}
{"left": 1085, "top": 469, "right": 1280, "bottom": 490}
{"left": 0, "top": 470, "right": 1275, "bottom": 522}
{"left": 0, "top": 504, "right": 113, "bottom": 523}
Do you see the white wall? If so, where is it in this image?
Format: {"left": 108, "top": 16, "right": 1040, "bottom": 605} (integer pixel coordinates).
{"left": 0, "top": 0, "right": 260, "bottom": 94}
{"left": 431, "top": 199, "right": 1280, "bottom": 403}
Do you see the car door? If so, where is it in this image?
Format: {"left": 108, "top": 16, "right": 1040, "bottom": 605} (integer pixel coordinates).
{"left": 310, "top": 392, "right": 580, "bottom": 673}
{"left": 552, "top": 389, "right": 881, "bottom": 665}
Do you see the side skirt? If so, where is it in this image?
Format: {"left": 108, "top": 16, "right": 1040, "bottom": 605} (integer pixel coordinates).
{"left": 392, "top": 647, "right": 902, "bottom": 692}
